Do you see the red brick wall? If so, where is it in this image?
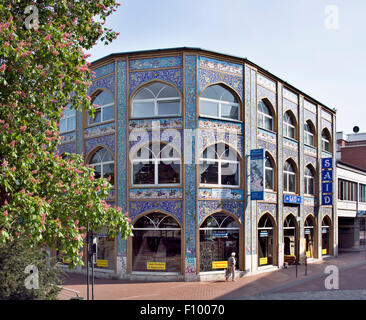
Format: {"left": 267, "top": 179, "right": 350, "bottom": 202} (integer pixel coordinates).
{"left": 340, "top": 146, "right": 366, "bottom": 169}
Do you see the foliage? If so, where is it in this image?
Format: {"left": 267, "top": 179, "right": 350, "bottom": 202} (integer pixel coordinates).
{"left": 0, "top": 236, "right": 65, "bottom": 300}
{"left": 0, "top": 0, "right": 132, "bottom": 268}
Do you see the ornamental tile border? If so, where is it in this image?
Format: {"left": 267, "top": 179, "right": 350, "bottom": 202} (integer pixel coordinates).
{"left": 129, "top": 188, "right": 183, "bottom": 200}
{"left": 198, "top": 56, "right": 243, "bottom": 76}
{"left": 198, "top": 188, "right": 244, "bottom": 200}
{"left": 57, "top": 142, "right": 75, "bottom": 155}
{"left": 93, "top": 63, "right": 115, "bottom": 80}
{"left": 198, "top": 130, "right": 244, "bottom": 156}
{"left": 198, "top": 200, "right": 244, "bottom": 225}
{"left": 257, "top": 85, "right": 277, "bottom": 109}
{"left": 60, "top": 132, "right": 76, "bottom": 144}
{"left": 129, "top": 56, "right": 182, "bottom": 71}
{"left": 129, "top": 69, "right": 183, "bottom": 96}
{"left": 257, "top": 203, "right": 277, "bottom": 221}
{"left": 129, "top": 118, "right": 183, "bottom": 130}
{"left": 84, "top": 122, "right": 115, "bottom": 139}
{"left": 198, "top": 118, "right": 243, "bottom": 134}
{"left": 84, "top": 134, "right": 115, "bottom": 159}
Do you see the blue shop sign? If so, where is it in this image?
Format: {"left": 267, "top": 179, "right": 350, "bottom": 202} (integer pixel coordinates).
{"left": 322, "top": 170, "right": 333, "bottom": 182}
{"left": 284, "top": 194, "right": 301, "bottom": 204}
{"left": 322, "top": 158, "right": 333, "bottom": 169}
{"left": 259, "top": 231, "right": 268, "bottom": 237}
{"left": 212, "top": 232, "right": 228, "bottom": 238}
{"left": 322, "top": 194, "right": 333, "bottom": 205}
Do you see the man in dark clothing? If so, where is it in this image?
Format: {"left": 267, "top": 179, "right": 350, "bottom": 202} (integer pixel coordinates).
{"left": 225, "top": 252, "right": 236, "bottom": 281}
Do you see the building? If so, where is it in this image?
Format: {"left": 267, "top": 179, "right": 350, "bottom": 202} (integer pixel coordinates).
{"left": 337, "top": 131, "right": 366, "bottom": 170}
{"left": 336, "top": 131, "right": 366, "bottom": 251}
{"left": 57, "top": 47, "right": 337, "bottom": 281}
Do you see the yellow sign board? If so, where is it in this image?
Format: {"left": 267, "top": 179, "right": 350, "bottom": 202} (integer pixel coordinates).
{"left": 212, "top": 261, "right": 228, "bottom": 269}
{"left": 259, "top": 257, "right": 268, "bottom": 265}
{"left": 96, "top": 259, "right": 108, "bottom": 268}
{"left": 147, "top": 262, "right": 166, "bottom": 270}
{"left": 306, "top": 251, "right": 311, "bottom": 258}
{"left": 322, "top": 249, "right": 327, "bottom": 255}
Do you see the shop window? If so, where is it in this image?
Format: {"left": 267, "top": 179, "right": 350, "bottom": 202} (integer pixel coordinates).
{"left": 199, "top": 84, "right": 240, "bottom": 121}
{"left": 338, "top": 179, "right": 357, "bottom": 201}
{"left": 60, "top": 103, "right": 76, "bottom": 133}
{"left": 283, "top": 160, "right": 296, "bottom": 193}
{"left": 200, "top": 143, "right": 240, "bottom": 187}
{"left": 132, "top": 82, "right": 181, "bottom": 118}
{"left": 304, "top": 216, "right": 315, "bottom": 258}
{"left": 200, "top": 212, "right": 240, "bottom": 272}
{"left": 88, "top": 90, "right": 114, "bottom": 125}
{"left": 132, "top": 142, "right": 180, "bottom": 186}
{"left": 283, "top": 111, "right": 296, "bottom": 140}
{"left": 265, "top": 153, "right": 275, "bottom": 191}
{"left": 304, "top": 165, "right": 315, "bottom": 195}
{"left": 304, "top": 120, "right": 315, "bottom": 147}
{"left": 258, "top": 214, "right": 274, "bottom": 266}
{"left": 132, "top": 212, "right": 181, "bottom": 272}
{"left": 94, "top": 227, "right": 115, "bottom": 270}
{"left": 284, "top": 215, "right": 297, "bottom": 264}
{"left": 257, "top": 100, "right": 274, "bottom": 131}
{"left": 322, "top": 216, "right": 331, "bottom": 255}
{"left": 321, "top": 129, "right": 332, "bottom": 153}
{"left": 88, "top": 148, "right": 115, "bottom": 186}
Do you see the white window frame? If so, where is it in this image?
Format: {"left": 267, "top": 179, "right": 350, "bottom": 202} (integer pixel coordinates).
{"left": 131, "top": 144, "right": 181, "bottom": 187}
{"left": 258, "top": 102, "right": 274, "bottom": 131}
{"left": 88, "top": 150, "right": 115, "bottom": 186}
{"left": 284, "top": 162, "right": 296, "bottom": 193}
{"left": 283, "top": 112, "right": 296, "bottom": 140}
{"left": 304, "top": 122, "right": 315, "bottom": 147}
{"left": 264, "top": 156, "right": 274, "bottom": 191}
{"left": 88, "top": 91, "right": 115, "bottom": 125}
{"left": 132, "top": 84, "right": 181, "bottom": 119}
{"left": 199, "top": 97, "right": 240, "bottom": 121}
{"left": 60, "top": 104, "right": 76, "bottom": 133}
{"left": 304, "top": 167, "right": 315, "bottom": 195}
{"left": 322, "top": 131, "right": 331, "bottom": 152}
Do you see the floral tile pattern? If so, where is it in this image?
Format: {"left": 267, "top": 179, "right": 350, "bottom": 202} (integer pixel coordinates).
{"left": 198, "top": 118, "right": 243, "bottom": 134}
{"left": 84, "top": 122, "right": 115, "bottom": 139}
{"left": 198, "top": 188, "right": 244, "bottom": 200}
{"left": 129, "top": 56, "right": 182, "bottom": 70}
{"left": 129, "top": 188, "right": 183, "bottom": 200}
{"left": 198, "top": 200, "right": 244, "bottom": 225}
{"left": 199, "top": 56, "right": 243, "bottom": 75}
{"left": 93, "top": 63, "right": 115, "bottom": 80}
{"left": 84, "top": 134, "right": 115, "bottom": 160}
{"left": 129, "top": 118, "right": 183, "bottom": 130}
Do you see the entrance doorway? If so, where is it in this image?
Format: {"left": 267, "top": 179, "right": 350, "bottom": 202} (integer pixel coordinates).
{"left": 322, "top": 216, "right": 331, "bottom": 256}
{"left": 284, "top": 214, "right": 297, "bottom": 265}
{"left": 304, "top": 215, "right": 315, "bottom": 258}
{"left": 258, "top": 214, "right": 274, "bottom": 266}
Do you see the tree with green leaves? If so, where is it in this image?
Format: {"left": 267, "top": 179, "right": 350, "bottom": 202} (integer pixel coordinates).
{"left": 0, "top": 0, "right": 132, "bottom": 268}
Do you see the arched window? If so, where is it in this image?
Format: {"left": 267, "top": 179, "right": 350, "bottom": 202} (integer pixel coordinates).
{"left": 200, "top": 143, "right": 240, "bottom": 187}
{"left": 132, "top": 142, "right": 180, "bottom": 185}
{"left": 257, "top": 100, "right": 274, "bottom": 131}
{"left": 60, "top": 103, "right": 76, "bottom": 133}
{"left": 304, "top": 165, "right": 315, "bottom": 195}
{"left": 258, "top": 214, "right": 274, "bottom": 266}
{"left": 283, "top": 111, "right": 296, "bottom": 139}
{"left": 89, "top": 148, "right": 115, "bottom": 185}
{"left": 305, "top": 216, "right": 315, "bottom": 258}
{"left": 200, "top": 212, "right": 240, "bottom": 272}
{"left": 89, "top": 90, "right": 114, "bottom": 125}
{"left": 132, "top": 82, "right": 181, "bottom": 118}
{"left": 265, "top": 153, "right": 275, "bottom": 190}
{"left": 132, "top": 212, "right": 181, "bottom": 272}
{"left": 322, "top": 216, "right": 331, "bottom": 255}
{"left": 322, "top": 129, "right": 331, "bottom": 152}
{"left": 304, "top": 120, "right": 315, "bottom": 147}
{"left": 199, "top": 84, "right": 240, "bottom": 120}
{"left": 284, "top": 160, "right": 296, "bottom": 193}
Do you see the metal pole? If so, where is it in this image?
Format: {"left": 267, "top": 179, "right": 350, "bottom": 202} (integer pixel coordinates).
{"left": 86, "top": 223, "right": 90, "bottom": 301}
{"left": 305, "top": 256, "right": 307, "bottom": 276}
{"left": 295, "top": 258, "right": 298, "bottom": 278}
{"left": 91, "top": 231, "right": 95, "bottom": 300}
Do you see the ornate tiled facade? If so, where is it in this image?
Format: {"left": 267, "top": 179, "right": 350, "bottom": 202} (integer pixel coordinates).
{"left": 58, "top": 48, "right": 337, "bottom": 281}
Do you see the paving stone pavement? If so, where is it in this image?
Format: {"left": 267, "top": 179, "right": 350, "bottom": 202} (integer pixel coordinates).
{"left": 58, "top": 251, "right": 366, "bottom": 300}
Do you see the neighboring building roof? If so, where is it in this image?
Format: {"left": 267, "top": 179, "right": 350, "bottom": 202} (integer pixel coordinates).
{"left": 90, "top": 47, "right": 336, "bottom": 115}
{"left": 337, "top": 160, "right": 366, "bottom": 174}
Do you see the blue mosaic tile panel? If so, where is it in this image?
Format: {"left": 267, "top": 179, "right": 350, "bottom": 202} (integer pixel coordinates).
{"left": 129, "top": 118, "right": 183, "bottom": 130}
{"left": 257, "top": 203, "right": 277, "bottom": 221}
{"left": 60, "top": 132, "right": 75, "bottom": 144}
{"left": 58, "top": 142, "right": 75, "bottom": 155}
{"left": 84, "top": 134, "right": 115, "bottom": 159}
{"left": 129, "top": 56, "right": 182, "bottom": 71}
{"left": 199, "top": 56, "right": 243, "bottom": 75}
{"left": 198, "top": 188, "right": 244, "bottom": 200}
{"left": 88, "top": 74, "right": 115, "bottom": 96}
{"left": 84, "top": 122, "right": 115, "bottom": 139}
{"left": 129, "top": 200, "right": 183, "bottom": 225}
{"left": 129, "top": 69, "right": 183, "bottom": 96}
{"left": 257, "top": 85, "right": 277, "bottom": 110}
{"left": 198, "top": 118, "right": 243, "bottom": 134}
{"left": 129, "top": 188, "right": 183, "bottom": 200}
{"left": 93, "top": 63, "right": 115, "bottom": 80}
{"left": 198, "top": 200, "right": 244, "bottom": 225}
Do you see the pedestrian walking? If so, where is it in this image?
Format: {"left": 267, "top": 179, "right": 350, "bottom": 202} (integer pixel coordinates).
{"left": 225, "top": 252, "right": 236, "bottom": 282}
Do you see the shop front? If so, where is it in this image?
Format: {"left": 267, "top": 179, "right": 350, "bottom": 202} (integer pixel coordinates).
{"left": 322, "top": 216, "right": 331, "bottom": 256}
{"left": 283, "top": 214, "right": 298, "bottom": 264}
{"left": 258, "top": 214, "right": 275, "bottom": 267}
{"left": 304, "top": 215, "right": 316, "bottom": 259}
{"left": 199, "top": 212, "right": 240, "bottom": 272}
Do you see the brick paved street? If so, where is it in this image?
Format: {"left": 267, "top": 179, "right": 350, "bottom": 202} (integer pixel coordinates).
{"left": 58, "top": 251, "right": 366, "bottom": 300}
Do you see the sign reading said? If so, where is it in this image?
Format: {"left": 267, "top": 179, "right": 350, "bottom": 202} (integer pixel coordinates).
{"left": 322, "top": 157, "right": 333, "bottom": 205}
{"left": 250, "top": 149, "right": 265, "bottom": 200}
{"left": 284, "top": 194, "right": 301, "bottom": 204}
{"left": 212, "top": 261, "right": 228, "bottom": 269}
{"left": 147, "top": 262, "right": 166, "bottom": 271}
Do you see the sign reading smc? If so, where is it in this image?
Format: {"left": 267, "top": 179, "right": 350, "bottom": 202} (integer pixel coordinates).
{"left": 321, "top": 158, "right": 333, "bottom": 205}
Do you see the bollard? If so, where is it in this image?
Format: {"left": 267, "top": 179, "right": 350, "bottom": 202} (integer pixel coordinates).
{"left": 305, "top": 256, "right": 307, "bottom": 276}
{"left": 295, "top": 259, "right": 298, "bottom": 278}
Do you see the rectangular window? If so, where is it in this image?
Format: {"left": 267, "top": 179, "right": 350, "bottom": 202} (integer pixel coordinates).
{"left": 221, "top": 162, "right": 239, "bottom": 186}
{"left": 200, "top": 161, "right": 218, "bottom": 184}
{"left": 200, "top": 100, "right": 219, "bottom": 118}
{"left": 221, "top": 104, "right": 239, "bottom": 120}
{"left": 132, "top": 101, "right": 155, "bottom": 118}
{"left": 265, "top": 168, "right": 274, "bottom": 190}
{"left": 157, "top": 100, "right": 180, "bottom": 116}
{"left": 133, "top": 161, "right": 155, "bottom": 185}
{"left": 360, "top": 184, "right": 366, "bottom": 203}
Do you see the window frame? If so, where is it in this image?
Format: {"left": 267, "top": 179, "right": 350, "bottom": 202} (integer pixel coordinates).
{"left": 264, "top": 154, "right": 275, "bottom": 191}
{"left": 257, "top": 100, "right": 274, "bottom": 132}
{"left": 60, "top": 103, "right": 76, "bottom": 134}
{"left": 322, "top": 129, "right": 332, "bottom": 153}
{"left": 88, "top": 148, "right": 115, "bottom": 187}
{"left": 131, "top": 83, "right": 181, "bottom": 119}
{"left": 88, "top": 90, "right": 115, "bottom": 126}
{"left": 199, "top": 144, "right": 240, "bottom": 188}
{"left": 283, "top": 160, "right": 296, "bottom": 193}
{"left": 304, "top": 121, "right": 315, "bottom": 147}
{"left": 283, "top": 111, "right": 296, "bottom": 140}
{"left": 304, "top": 166, "right": 315, "bottom": 196}
{"left": 131, "top": 143, "right": 181, "bottom": 187}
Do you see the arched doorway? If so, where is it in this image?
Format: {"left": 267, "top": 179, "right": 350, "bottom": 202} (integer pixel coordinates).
{"left": 199, "top": 212, "right": 240, "bottom": 272}
{"left": 322, "top": 216, "right": 331, "bottom": 256}
{"left": 258, "top": 214, "right": 275, "bottom": 266}
{"left": 304, "top": 215, "right": 315, "bottom": 259}
{"left": 132, "top": 212, "right": 181, "bottom": 273}
{"left": 284, "top": 214, "right": 298, "bottom": 264}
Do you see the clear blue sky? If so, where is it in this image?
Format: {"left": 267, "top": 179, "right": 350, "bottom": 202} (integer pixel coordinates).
{"left": 87, "top": 0, "right": 366, "bottom": 134}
